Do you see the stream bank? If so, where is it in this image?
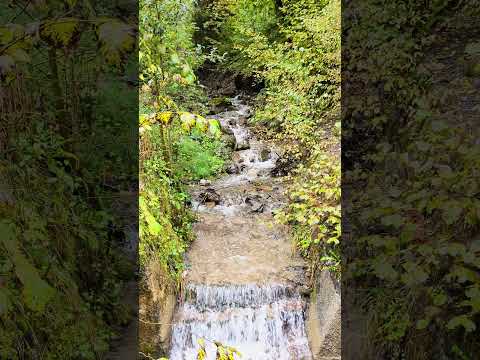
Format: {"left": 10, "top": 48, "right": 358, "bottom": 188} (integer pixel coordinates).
{"left": 144, "top": 89, "right": 340, "bottom": 359}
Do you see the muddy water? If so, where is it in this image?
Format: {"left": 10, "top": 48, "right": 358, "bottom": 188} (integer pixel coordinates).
{"left": 169, "top": 96, "right": 312, "bottom": 360}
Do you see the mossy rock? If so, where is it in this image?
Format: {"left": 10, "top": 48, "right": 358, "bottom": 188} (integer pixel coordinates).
{"left": 210, "top": 96, "right": 231, "bottom": 106}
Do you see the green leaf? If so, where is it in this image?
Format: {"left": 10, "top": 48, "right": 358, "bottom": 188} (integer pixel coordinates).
{"left": 96, "top": 19, "right": 135, "bottom": 67}
{"left": 441, "top": 203, "right": 462, "bottom": 225}
{"left": 381, "top": 214, "right": 404, "bottom": 228}
{"left": 416, "top": 318, "right": 430, "bottom": 330}
{"left": 447, "top": 315, "right": 476, "bottom": 332}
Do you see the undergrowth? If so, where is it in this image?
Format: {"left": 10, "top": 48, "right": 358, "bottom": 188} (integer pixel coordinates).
{"left": 197, "top": 0, "right": 341, "bottom": 279}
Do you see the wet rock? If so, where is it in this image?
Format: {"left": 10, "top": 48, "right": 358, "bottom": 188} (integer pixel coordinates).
{"left": 245, "top": 195, "right": 264, "bottom": 213}
{"left": 226, "top": 163, "right": 239, "bottom": 174}
{"left": 257, "top": 168, "right": 272, "bottom": 177}
{"left": 199, "top": 179, "right": 211, "bottom": 186}
{"left": 222, "top": 134, "right": 236, "bottom": 150}
{"left": 251, "top": 203, "right": 265, "bottom": 213}
{"left": 209, "top": 97, "right": 232, "bottom": 114}
{"left": 199, "top": 188, "right": 221, "bottom": 204}
{"left": 260, "top": 148, "right": 271, "bottom": 162}
{"left": 219, "top": 122, "right": 234, "bottom": 135}
{"left": 237, "top": 117, "right": 248, "bottom": 126}
{"left": 235, "top": 138, "right": 250, "bottom": 151}
{"left": 299, "top": 285, "right": 313, "bottom": 297}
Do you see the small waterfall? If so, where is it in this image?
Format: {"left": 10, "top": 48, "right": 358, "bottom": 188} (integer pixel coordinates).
{"left": 169, "top": 284, "right": 312, "bottom": 360}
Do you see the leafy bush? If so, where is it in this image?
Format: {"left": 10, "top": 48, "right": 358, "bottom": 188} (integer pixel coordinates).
{"left": 198, "top": 0, "right": 341, "bottom": 275}
{"left": 343, "top": 0, "right": 480, "bottom": 357}
{"left": 0, "top": 1, "right": 137, "bottom": 356}
{"left": 176, "top": 136, "right": 226, "bottom": 180}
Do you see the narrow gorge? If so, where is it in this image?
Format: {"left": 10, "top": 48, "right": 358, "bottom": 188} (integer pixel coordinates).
{"left": 151, "top": 95, "right": 340, "bottom": 360}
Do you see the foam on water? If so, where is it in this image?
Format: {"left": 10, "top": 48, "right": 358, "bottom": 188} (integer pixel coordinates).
{"left": 169, "top": 284, "right": 312, "bottom": 360}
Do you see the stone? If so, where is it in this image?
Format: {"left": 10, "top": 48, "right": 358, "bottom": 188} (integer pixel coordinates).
{"left": 220, "top": 122, "right": 234, "bottom": 135}
{"left": 245, "top": 195, "right": 264, "bottom": 213}
{"left": 260, "top": 147, "right": 271, "bottom": 162}
{"left": 199, "top": 179, "right": 211, "bottom": 186}
{"left": 199, "top": 188, "right": 221, "bottom": 204}
{"left": 226, "top": 163, "right": 239, "bottom": 174}
{"left": 235, "top": 138, "right": 250, "bottom": 151}
{"left": 222, "top": 134, "right": 236, "bottom": 150}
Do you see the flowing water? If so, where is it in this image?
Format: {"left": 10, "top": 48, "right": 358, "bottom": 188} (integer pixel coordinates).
{"left": 169, "top": 95, "right": 312, "bottom": 360}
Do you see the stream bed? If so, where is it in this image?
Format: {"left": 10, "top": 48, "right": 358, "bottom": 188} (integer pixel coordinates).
{"left": 168, "top": 96, "right": 313, "bottom": 360}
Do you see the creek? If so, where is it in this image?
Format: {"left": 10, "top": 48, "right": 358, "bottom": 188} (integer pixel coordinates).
{"left": 168, "top": 95, "right": 313, "bottom": 360}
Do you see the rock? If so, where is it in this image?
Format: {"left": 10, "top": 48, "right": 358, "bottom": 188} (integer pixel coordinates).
{"left": 245, "top": 195, "right": 264, "bottom": 213}
{"left": 235, "top": 138, "right": 250, "bottom": 151}
{"left": 226, "top": 163, "right": 239, "bottom": 174}
{"left": 210, "top": 97, "right": 232, "bottom": 114}
{"left": 199, "top": 179, "right": 211, "bottom": 186}
{"left": 222, "top": 134, "right": 236, "bottom": 150}
{"left": 251, "top": 203, "right": 265, "bottom": 213}
{"left": 221, "top": 82, "right": 236, "bottom": 96}
{"left": 237, "top": 117, "right": 248, "bottom": 126}
{"left": 220, "top": 122, "right": 234, "bottom": 135}
{"left": 260, "top": 148, "right": 271, "bottom": 162}
{"left": 299, "top": 285, "right": 312, "bottom": 296}
{"left": 199, "top": 188, "right": 221, "bottom": 204}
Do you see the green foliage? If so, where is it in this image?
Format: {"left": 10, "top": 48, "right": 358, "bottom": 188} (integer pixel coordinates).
{"left": 176, "top": 136, "right": 225, "bottom": 180}
{"left": 276, "top": 150, "right": 341, "bottom": 279}
{"left": 343, "top": 0, "right": 480, "bottom": 357}
{"left": 0, "top": 1, "right": 137, "bottom": 358}
{"left": 199, "top": 0, "right": 341, "bottom": 275}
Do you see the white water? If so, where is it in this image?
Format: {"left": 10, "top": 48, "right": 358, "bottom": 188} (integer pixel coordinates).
{"left": 169, "top": 284, "right": 312, "bottom": 360}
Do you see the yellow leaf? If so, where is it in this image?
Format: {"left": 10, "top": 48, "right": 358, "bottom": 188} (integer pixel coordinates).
{"left": 156, "top": 111, "right": 174, "bottom": 125}
{"left": 41, "top": 18, "right": 80, "bottom": 48}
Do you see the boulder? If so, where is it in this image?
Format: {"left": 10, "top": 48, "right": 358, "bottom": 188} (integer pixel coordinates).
{"left": 225, "top": 163, "right": 239, "bottom": 174}
{"left": 260, "top": 148, "right": 271, "bottom": 162}
{"left": 245, "top": 195, "right": 264, "bottom": 213}
{"left": 222, "top": 134, "right": 236, "bottom": 150}
{"left": 220, "top": 122, "right": 234, "bottom": 135}
{"left": 199, "top": 179, "right": 211, "bottom": 186}
{"left": 199, "top": 188, "right": 221, "bottom": 205}
{"left": 235, "top": 138, "right": 250, "bottom": 151}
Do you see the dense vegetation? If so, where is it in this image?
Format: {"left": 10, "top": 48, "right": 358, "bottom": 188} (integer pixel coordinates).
{"left": 139, "top": 0, "right": 340, "bottom": 357}
{"left": 196, "top": 0, "right": 341, "bottom": 279}
{"left": 344, "top": 0, "right": 480, "bottom": 358}
{"left": 0, "top": 1, "right": 137, "bottom": 358}
{"left": 139, "top": 0, "right": 227, "bottom": 293}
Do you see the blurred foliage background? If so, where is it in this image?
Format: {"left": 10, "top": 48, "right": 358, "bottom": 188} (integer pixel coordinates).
{"left": 0, "top": 1, "right": 137, "bottom": 358}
